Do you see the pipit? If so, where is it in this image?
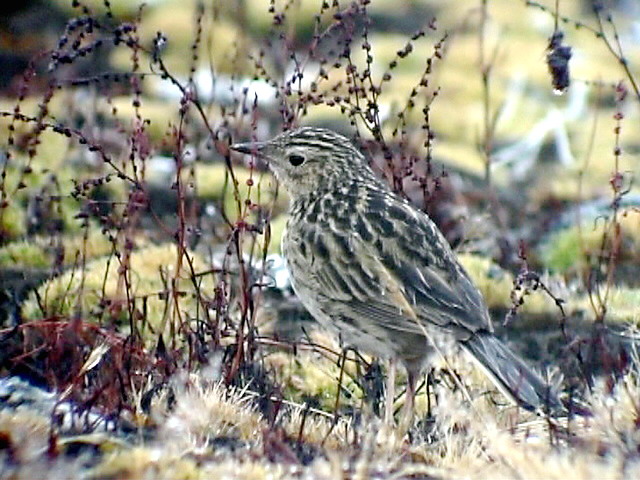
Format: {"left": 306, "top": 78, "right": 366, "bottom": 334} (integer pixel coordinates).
{"left": 232, "top": 127, "right": 562, "bottom": 426}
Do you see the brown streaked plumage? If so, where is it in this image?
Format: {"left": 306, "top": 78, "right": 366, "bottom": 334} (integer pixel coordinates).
{"left": 231, "top": 127, "right": 562, "bottom": 424}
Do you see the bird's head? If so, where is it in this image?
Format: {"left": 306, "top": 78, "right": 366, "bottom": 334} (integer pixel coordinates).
{"left": 231, "top": 127, "right": 373, "bottom": 198}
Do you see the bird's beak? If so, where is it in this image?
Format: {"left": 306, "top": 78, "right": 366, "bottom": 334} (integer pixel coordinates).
{"left": 230, "top": 140, "right": 267, "bottom": 156}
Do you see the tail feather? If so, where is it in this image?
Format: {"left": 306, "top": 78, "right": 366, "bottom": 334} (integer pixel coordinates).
{"left": 461, "top": 332, "right": 563, "bottom": 414}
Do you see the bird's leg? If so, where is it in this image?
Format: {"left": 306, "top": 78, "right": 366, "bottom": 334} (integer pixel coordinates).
{"left": 384, "top": 358, "right": 397, "bottom": 427}
{"left": 322, "top": 349, "right": 347, "bottom": 447}
{"left": 398, "top": 370, "right": 417, "bottom": 435}
{"left": 426, "top": 368, "right": 433, "bottom": 418}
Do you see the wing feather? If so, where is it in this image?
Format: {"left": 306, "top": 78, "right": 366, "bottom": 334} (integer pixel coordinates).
{"left": 285, "top": 187, "right": 491, "bottom": 342}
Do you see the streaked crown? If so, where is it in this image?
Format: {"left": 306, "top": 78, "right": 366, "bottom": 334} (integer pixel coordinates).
{"left": 231, "top": 127, "right": 378, "bottom": 198}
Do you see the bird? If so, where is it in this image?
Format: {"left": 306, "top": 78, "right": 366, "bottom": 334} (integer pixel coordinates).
{"left": 231, "top": 127, "right": 562, "bottom": 427}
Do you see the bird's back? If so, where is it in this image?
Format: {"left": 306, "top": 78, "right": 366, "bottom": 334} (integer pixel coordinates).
{"left": 283, "top": 177, "right": 493, "bottom": 366}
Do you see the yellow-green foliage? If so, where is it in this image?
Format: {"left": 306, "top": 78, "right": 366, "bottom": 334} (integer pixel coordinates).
{"left": 352, "top": 33, "right": 433, "bottom": 76}
{"left": 540, "top": 211, "right": 640, "bottom": 274}
{"left": 195, "top": 163, "right": 288, "bottom": 222}
{"left": 5, "top": 129, "right": 70, "bottom": 172}
{"left": 108, "top": 1, "right": 256, "bottom": 75}
{"left": 0, "top": 97, "right": 67, "bottom": 143}
{"left": 301, "top": 103, "right": 353, "bottom": 129}
{"left": 605, "top": 287, "right": 640, "bottom": 323}
{"left": 571, "top": 286, "right": 640, "bottom": 324}
{"left": 1, "top": 131, "right": 70, "bottom": 195}
{"left": 244, "top": 0, "right": 332, "bottom": 39}
{"left": 21, "top": 243, "right": 214, "bottom": 343}
{"left": 244, "top": 213, "right": 288, "bottom": 256}
{"left": 432, "top": 141, "right": 487, "bottom": 177}
{"left": 110, "top": 97, "right": 178, "bottom": 142}
{"left": 0, "top": 240, "right": 49, "bottom": 269}
{"left": 0, "top": 129, "right": 98, "bottom": 239}
{"left": 0, "top": 201, "right": 26, "bottom": 241}
{"left": 265, "top": 350, "right": 362, "bottom": 411}
{"left": 0, "top": 230, "right": 117, "bottom": 269}
{"left": 458, "top": 253, "right": 556, "bottom": 315}
{"left": 1, "top": 182, "right": 111, "bottom": 240}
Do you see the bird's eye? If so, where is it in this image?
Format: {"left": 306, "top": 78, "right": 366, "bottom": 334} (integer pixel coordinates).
{"left": 288, "top": 154, "right": 305, "bottom": 166}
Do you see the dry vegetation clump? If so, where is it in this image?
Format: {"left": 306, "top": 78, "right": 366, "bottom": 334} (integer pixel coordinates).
{"left": 0, "top": 0, "right": 639, "bottom": 478}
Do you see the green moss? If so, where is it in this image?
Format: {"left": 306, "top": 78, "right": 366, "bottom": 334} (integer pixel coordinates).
{"left": 606, "top": 287, "right": 640, "bottom": 323}
{"left": 244, "top": 0, "right": 330, "bottom": 41}
{"left": 110, "top": 97, "right": 177, "bottom": 142}
{"left": 298, "top": 104, "right": 349, "bottom": 129}
{"left": 540, "top": 211, "right": 640, "bottom": 274}
{"left": 241, "top": 213, "right": 288, "bottom": 257}
{"left": 21, "top": 243, "right": 213, "bottom": 346}
{"left": 0, "top": 202, "right": 26, "bottom": 241}
{"left": 0, "top": 241, "right": 49, "bottom": 269}
{"left": 0, "top": 230, "right": 116, "bottom": 269}
{"left": 267, "top": 350, "right": 362, "bottom": 411}
{"left": 353, "top": 34, "right": 433, "bottom": 75}
{"left": 18, "top": 130, "right": 70, "bottom": 172}
{"left": 0, "top": 142, "right": 100, "bottom": 240}
{"left": 540, "top": 227, "right": 584, "bottom": 274}
{"left": 109, "top": 4, "right": 255, "bottom": 75}
{"left": 459, "top": 253, "right": 555, "bottom": 315}
{"left": 571, "top": 287, "right": 640, "bottom": 324}
{"left": 0, "top": 97, "right": 67, "bottom": 142}
{"left": 459, "top": 254, "right": 513, "bottom": 309}
{"left": 195, "top": 164, "right": 288, "bottom": 223}
{"left": 433, "top": 141, "right": 486, "bottom": 177}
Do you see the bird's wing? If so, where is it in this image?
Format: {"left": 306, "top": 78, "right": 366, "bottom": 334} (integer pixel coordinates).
{"left": 292, "top": 187, "right": 492, "bottom": 339}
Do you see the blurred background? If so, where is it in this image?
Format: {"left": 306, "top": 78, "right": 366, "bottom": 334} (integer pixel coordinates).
{"left": 0, "top": 1, "right": 639, "bottom": 476}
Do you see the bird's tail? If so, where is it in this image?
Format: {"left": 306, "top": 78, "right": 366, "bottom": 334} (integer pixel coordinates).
{"left": 461, "top": 332, "right": 563, "bottom": 414}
